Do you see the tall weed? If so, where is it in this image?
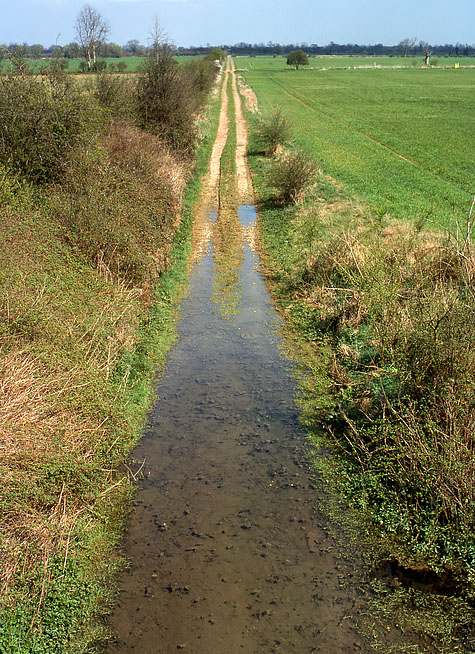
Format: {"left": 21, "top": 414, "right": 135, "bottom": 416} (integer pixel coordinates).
{"left": 288, "top": 198, "right": 475, "bottom": 572}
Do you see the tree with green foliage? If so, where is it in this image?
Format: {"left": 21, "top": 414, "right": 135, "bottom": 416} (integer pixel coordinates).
{"left": 124, "top": 39, "right": 145, "bottom": 55}
{"left": 63, "top": 42, "right": 81, "bottom": 58}
{"left": 206, "top": 47, "right": 226, "bottom": 62}
{"left": 286, "top": 49, "right": 309, "bottom": 69}
{"left": 102, "top": 42, "right": 123, "bottom": 58}
{"left": 30, "top": 43, "right": 44, "bottom": 58}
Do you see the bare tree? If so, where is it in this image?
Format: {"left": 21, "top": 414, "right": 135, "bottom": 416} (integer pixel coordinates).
{"left": 398, "top": 37, "right": 417, "bottom": 57}
{"left": 2, "top": 44, "right": 31, "bottom": 76}
{"left": 74, "top": 4, "right": 109, "bottom": 71}
{"left": 420, "top": 41, "right": 432, "bottom": 66}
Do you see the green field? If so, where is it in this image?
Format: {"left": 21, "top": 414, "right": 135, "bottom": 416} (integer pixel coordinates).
{"left": 64, "top": 55, "right": 145, "bottom": 72}
{"left": 239, "top": 57, "right": 475, "bottom": 228}
{"left": 238, "top": 54, "right": 475, "bottom": 70}
{"left": 0, "top": 56, "right": 144, "bottom": 73}
{"left": 0, "top": 54, "right": 201, "bottom": 74}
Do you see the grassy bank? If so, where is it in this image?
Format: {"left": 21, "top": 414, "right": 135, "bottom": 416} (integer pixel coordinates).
{"left": 0, "top": 68, "right": 222, "bottom": 653}
{"left": 243, "top": 91, "right": 475, "bottom": 650}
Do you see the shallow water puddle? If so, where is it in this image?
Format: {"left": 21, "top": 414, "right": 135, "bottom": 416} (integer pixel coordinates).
{"left": 105, "top": 205, "right": 369, "bottom": 653}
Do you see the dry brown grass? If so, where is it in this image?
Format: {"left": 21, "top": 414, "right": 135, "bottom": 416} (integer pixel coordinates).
{"left": 0, "top": 302, "right": 129, "bottom": 606}
{"left": 106, "top": 120, "right": 186, "bottom": 202}
{"left": 287, "top": 192, "right": 475, "bottom": 567}
{"left": 0, "top": 118, "right": 188, "bottom": 624}
{"left": 42, "top": 120, "right": 188, "bottom": 291}
{"left": 236, "top": 75, "right": 259, "bottom": 113}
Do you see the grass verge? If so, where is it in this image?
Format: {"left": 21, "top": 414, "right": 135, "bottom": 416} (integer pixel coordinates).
{"left": 244, "top": 102, "right": 475, "bottom": 652}
{"left": 0, "top": 81, "right": 222, "bottom": 653}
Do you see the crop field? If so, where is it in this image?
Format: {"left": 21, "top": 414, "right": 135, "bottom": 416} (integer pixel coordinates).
{"left": 64, "top": 55, "right": 145, "bottom": 72}
{"left": 238, "top": 54, "right": 475, "bottom": 70}
{"left": 239, "top": 57, "right": 475, "bottom": 228}
{"left": 0, "top": 55, "right": 196, "bottom": 74}
{"left": 0, "top": 56, "right": 144, "bottom": 73}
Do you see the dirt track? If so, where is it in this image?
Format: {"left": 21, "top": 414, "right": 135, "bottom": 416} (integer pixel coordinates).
{"left": 104, "top": 57, "right": 428, "bottom": 654}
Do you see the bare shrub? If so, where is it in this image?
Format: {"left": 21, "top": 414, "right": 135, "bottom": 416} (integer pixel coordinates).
{"left": 0, "top": 209, "right": 139, "bottom": 605}
{"left": 268, "top": 148, "right": 318, "bottom": 204}
{"left": 255, "top": 107, "right": 292, "bottom": 155}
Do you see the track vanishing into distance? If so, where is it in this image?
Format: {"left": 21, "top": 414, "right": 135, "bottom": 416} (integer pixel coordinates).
{"left": 105, "top": 58, "right": 430, "bottom": 654}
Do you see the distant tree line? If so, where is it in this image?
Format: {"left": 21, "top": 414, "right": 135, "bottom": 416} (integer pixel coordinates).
{"left": 0, "top": 40, "right": 145, "bottom": 61}
{"left": 222, "top": 40, "right": 475, "bottom": 57}
{"left": 1, "top": 39, "right": 473, "bottom": 62}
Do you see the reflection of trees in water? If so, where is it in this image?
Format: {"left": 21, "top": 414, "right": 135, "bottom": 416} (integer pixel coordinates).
{"left": 211, "top": 209, "right": 243, "bottom": 318}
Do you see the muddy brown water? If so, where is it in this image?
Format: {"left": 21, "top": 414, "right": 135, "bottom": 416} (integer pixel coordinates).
{"left": 105, "top": 204, "right": 424, "bottom": 653}
{"left": 105, "top": 204, "right": 367, "bottom": 653}
{"left": 104, "top": 57, "right": 453, "bottom": 654}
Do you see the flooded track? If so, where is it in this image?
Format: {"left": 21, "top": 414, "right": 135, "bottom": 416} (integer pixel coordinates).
{"left": 105, "top": 58, "right": 428, "bottom": 654}
{"left": 106, "top": 201, "right": 369, "bottom": 653}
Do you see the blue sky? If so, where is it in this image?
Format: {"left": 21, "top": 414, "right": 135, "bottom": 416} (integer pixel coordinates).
{"left": 1, "top": 0, "right": 473, "bottom": 48}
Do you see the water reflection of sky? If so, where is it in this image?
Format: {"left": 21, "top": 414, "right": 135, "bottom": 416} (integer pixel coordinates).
{"left": 210, "top": 207, "right": 244, "bottom": 319}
